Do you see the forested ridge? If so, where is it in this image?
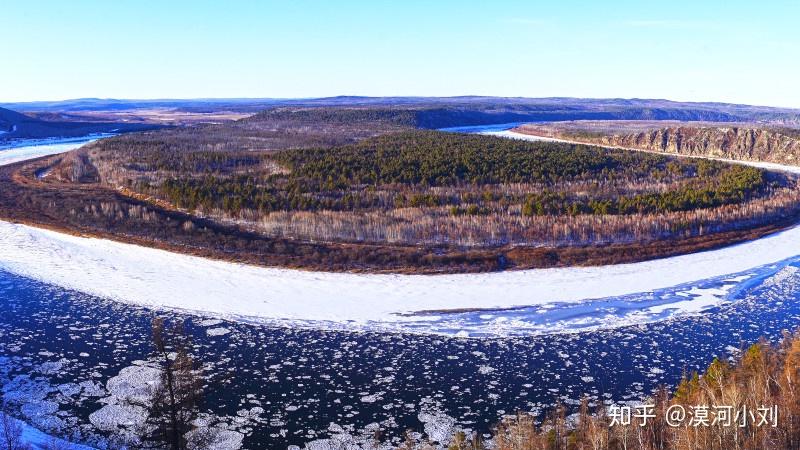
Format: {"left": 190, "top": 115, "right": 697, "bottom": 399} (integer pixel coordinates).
{"left": 5, "top": 106, "right": 800, "bottom": 272}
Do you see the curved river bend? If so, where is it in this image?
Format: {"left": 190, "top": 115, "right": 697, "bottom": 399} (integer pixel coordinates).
{"left": 2, "top": 131, "right": 800, "bottom": 448}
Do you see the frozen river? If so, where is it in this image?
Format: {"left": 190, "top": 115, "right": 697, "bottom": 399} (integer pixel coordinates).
{"left": 2, "top": 131, "right": 800, "bottom": 448}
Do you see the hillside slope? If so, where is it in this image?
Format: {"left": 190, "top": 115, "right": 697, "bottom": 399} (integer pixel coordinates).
{"left": 0, "top": 106, "right": 35, "bottom": 135}
{"left": 6, "top": 96, "right": 800, "bottom": 124}
{"left": 0, "top": 106, "right": 158, "bottom": 140}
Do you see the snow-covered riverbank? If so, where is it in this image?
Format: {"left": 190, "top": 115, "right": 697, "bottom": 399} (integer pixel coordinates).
{"left": 1, "top": 414, "right": 96, "bottom": 450}
{"left": 3, "top": 219, "right": 800, "bottom": 336}
{"left": 2, "top": 134, "right": 800, "bottom": 337}
{"left": 0, "top": 135, "right": 105, "bottom": 165}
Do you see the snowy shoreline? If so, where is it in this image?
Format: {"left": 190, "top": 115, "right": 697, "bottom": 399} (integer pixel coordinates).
{"left": 0, "top": 135, "right": 105, "bottom": 165}
{"left": 0, "top": 414, "right": 95, "bottom": 450}
{"left": 4, "top": 219, "right": 800, "bottom": 336}
{"left": 2, "top": 133, "right": 800, "bottom": 337}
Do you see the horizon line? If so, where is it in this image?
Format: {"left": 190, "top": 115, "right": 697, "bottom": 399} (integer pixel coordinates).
{"left": 2, "top": 95, "right": 798, "bottom": 111}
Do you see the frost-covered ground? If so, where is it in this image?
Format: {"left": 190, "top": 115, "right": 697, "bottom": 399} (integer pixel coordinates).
{"left": 4, "top": 415, "right": 95, "bottom": 450}
{"left": 3, "top": 136, "right": 800, "bottom": 337}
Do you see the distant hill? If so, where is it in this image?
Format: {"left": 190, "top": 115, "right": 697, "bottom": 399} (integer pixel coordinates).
{"left": 0, "top": 106, "right": 38, "bottom": 135}
{"left": 0, "top": 106, "right": 159, "bottom": 140}
{"left": 248, "top": 104, "right": 751, "bottom": 130}
{"left": 4, "top": 97, "right": 800, "bottom": 124}
{"left": 5, "top": 96, "right": 800, "bottom": 142}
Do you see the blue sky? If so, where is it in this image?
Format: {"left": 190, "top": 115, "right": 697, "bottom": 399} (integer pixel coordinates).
{"left": 2, "top": 0, "right": 798, "bottom": 107}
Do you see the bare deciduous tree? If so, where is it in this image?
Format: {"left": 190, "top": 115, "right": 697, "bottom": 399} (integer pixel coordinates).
{"left": 134, "top": 317, "right": 207, "bottom": 450}
{"left": 0, "top": 390, "right": 30, "bottom": 450}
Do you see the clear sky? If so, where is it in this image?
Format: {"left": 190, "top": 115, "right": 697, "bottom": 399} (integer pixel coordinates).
{"left": 2, "top": 0, "right": 798, "bottom": 107}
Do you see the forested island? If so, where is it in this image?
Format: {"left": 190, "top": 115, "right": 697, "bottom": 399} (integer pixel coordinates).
{"left": 3, "top": 105, "right": 800, "bottom": 273}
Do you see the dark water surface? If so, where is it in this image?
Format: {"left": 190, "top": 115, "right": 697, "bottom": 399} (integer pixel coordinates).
{"left": 3, "top": 257, "right": 800, "bottom": 448}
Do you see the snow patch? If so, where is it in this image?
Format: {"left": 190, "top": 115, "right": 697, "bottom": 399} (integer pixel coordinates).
{"left": 3, "top": 414, "right": 95, "bottom": 450}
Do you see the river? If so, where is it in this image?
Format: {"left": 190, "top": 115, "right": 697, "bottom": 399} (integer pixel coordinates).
{"left": 2, "top": 131, "right": 800, "bottom": 448}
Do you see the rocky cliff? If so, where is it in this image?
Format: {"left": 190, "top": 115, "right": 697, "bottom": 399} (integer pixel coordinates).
{"left": 517, "top": 124, "right": 800, "bottom": 165}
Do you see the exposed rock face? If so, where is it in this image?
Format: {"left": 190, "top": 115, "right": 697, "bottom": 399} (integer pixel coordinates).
{"left": 599, "top": 127, "right": 800, "bottom": 165}
{"left": 517, "top": 124, "right": 800, "bottom": 165}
